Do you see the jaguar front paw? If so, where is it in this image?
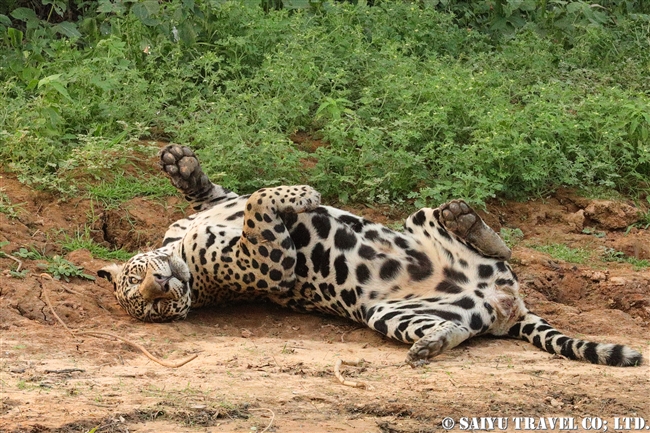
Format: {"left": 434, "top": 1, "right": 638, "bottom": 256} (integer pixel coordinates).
{"left": 159, "top": 145, "right": 212, "bottom": 194}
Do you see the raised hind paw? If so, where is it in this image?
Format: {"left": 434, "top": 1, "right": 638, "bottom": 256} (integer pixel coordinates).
{"left": 159, "top": 145, "right": 212, "bottom": 195}
{"left": 439, "top": 200, "right": 511, "bottom": 260}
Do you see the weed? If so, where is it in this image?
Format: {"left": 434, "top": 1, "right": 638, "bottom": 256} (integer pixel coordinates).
{"left": 38, "top": 255, "right": 95, "bottom": 282}
{"left": 9, "top": 269, "right": 29, "bottom": 278}
{"left": 1, "top": 1, "right": 650, "bottom": 207}
{"left": 0, "top": 188, "right": 22, "bottom": 218}
{"left": 628, "top": 198, "right": 650, "bottom": 231}
{"left": 531, "top": 244, "right": 592, "bottom": 264}
{"left": 13, "top": 247, "right": 43, "bottom": 260}
{"left": 500, "top": 227, "right": 524, "bottom": 248}
{"left": 62, "top": 227, "right": 134, "bottom": 261}
{"left": 582, "top": 227, "right": 606, "bottom": 238}
{"left": 86, "top": 173, "right": 174, "bottom": 208}
{"left": 602, "top": 247, "right": 650, "bottom": 270}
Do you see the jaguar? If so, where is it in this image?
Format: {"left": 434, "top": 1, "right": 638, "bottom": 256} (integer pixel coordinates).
{"left": 98, "top": 145, "right": 643, "bottom": 367}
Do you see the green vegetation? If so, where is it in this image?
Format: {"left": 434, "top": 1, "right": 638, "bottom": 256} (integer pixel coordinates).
{"left": 581, "top": 227, "right": 606, "bottom": 238}
{"left": 1, "top": 1, "right": 649, "bottom": 207}
{"left": 61, "top": 227, "right": 134, "bottom": 261}
{"left": 40, "top": 255, "right": 96, "bottom": 281}
{"left": 7, "top": 243, "right": 96, "bottom": 280}
{"left": 602, "top": 247, "right": 650, "bottom": 270}
{"left": 0, "top": 188, "right": 22, "bottom": 218}
{"left": 500, "top": 227, "right": 524, "bottom": 248}
{"left": 531, "top": 243, "right": 592, "bottom": 264}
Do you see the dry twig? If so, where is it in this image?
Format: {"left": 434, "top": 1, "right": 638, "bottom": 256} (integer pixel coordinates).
{"left": 249, "top": 408, "right": 275, "bottom": 433}
{"left": 77, "top": 330, "right": 197, "bottom": 368}
{"left": 334, "top": 358, "right": 367, "bottom": 389}
{"left": 38, "top": 273, "right": 197, "bottom": 369}
{"left": 4, "top": 253, "right": 23, "bottom": 272}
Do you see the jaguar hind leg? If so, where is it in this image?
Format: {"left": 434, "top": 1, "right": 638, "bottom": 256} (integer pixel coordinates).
{"left": 237, "top": 185, "right": 321, "bottom": 293}
{"left": 438, "top": 200, "right": 511, "bottom": 260}
{"left": 159, "top": 145, "right": 238, "bottom": 211}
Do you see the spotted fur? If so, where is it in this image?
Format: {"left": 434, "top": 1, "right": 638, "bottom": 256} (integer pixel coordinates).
{"left": 99, "top": 145, "right": 643, "bottom": 367}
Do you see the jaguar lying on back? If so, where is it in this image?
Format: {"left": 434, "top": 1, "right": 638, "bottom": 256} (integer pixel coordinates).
{"left": 99, "top": 145, "right": 643, "bottom": 367}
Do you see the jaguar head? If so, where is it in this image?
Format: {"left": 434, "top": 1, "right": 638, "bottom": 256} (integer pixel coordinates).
{"left": 98, "top": 252, "right": 192, "bottom": 322}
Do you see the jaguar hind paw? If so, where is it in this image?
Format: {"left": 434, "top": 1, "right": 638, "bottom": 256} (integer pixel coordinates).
{"left": 439, "top": 200, "right": 511, "bottom": 260}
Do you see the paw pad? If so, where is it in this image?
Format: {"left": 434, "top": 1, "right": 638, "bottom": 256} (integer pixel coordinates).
{"left": 159, "top": 145, "right": 210, "bottom": 193}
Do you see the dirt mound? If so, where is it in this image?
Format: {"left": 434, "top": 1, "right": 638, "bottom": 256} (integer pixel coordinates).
{"left": 1, "top": 174, "right": 649, "bottom": 432}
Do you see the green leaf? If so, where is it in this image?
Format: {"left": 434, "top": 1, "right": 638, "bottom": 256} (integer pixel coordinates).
{"left": 52, "top": 21, "right": 82, "bottom": 38}
{"left": 519, "top": 0, "right": 536, "bottom": 11}
{"left": 41, "top": 106, "right": 63, "bottom": 129}
{"left": 131, "top": 1, "right": 160, "bottom": 26}
{"left": 97, "top": 0, "right": 125, "bottom": 14}
{"left": 10, "top": 8, "right": 38, "bottom": 22}
{"left": 49, "top": 81, "right": 74, "bottom": 102}
{"left": 566, "top": 2, "right": 585, "bottom": 14}
{"left": 0, "top": 14, "right": 11, "bottom": 26}
{"left": 38, "top": 74, "right": 62, "bottom": 87}
{"left": 7, "top": 27, "right": 24, "bottom": 48}
{"left": 38, "top": 75, "right": 74, "bottom": 102}
{"left": 177, "top": 20, "right": 197, "bottom": 45}
{"left": 283, "top": 0, "right": 311, "bottom": 10}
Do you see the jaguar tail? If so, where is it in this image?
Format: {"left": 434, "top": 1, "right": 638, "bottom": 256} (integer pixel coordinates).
{"left": 508, "top": 312, "right": 643, "bottom": 367}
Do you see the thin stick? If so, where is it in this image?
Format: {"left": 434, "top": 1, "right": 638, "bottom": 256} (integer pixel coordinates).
{"left": 39, "top": 275, "right": 76, "bottom": 338}
{"left": 77, "top": 331, "right": 197, "bottom": 368}
{"left": 5, "top": 253, "right": 23, "bottom": 272}
{"left": 249, "top": 408, "right": 275, "bottom": 433}
{"left": 38, "top": 273, "right": 197, "bottom": 369}
{"left": 334, "top": 359, "right": 367, "bottom": 389}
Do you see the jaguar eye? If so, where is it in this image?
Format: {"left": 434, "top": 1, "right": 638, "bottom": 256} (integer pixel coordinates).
{"left": 128, "top": 276, "right": 142, "bottom": 285}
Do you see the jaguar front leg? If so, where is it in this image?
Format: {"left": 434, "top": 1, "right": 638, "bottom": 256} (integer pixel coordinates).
{"left": 405, "top": 321, "right": 472, "bottom": 367}
{"left": 159, "top": 144, "right": 239, "bottom": 211}
{"left": 366, "top": 302, "right": 473, "bottom": 366}
{"left": 237, "top": 185, "right": 321, "bottom": 293}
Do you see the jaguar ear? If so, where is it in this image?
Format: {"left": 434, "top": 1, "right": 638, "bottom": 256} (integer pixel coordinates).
{"left": 98, "top": 264, "right": 123, "bottom": 287}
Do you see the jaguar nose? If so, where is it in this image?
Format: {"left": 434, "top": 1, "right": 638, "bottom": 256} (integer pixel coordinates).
{"left": 153, "top": 274, "right": 171, "bottom": 287}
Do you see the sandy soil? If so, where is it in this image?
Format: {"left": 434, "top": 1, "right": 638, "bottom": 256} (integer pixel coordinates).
{"left": 1, "top": 173, "right": 649, "bottom": 433}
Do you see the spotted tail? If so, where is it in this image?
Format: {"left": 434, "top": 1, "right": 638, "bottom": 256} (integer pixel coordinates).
{"left": 508, "top": 313, "right": 643, "bottom": 367}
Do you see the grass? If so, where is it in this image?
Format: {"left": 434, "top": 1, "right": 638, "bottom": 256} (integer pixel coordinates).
{"left": 85, "top": 173, "right": 174, "bottom": 209}
{"left": 62, "top": 228, "right": 134, "bottom": 261}
{"left": 0, "top": 188, "right": 22, "bottom": 218}
{"left": 500, "top": 227, "right": 524, "bottom": 248}
{"left": 1, "top": 2, "right": 649, "bottom": 207}
{"left": 530, "top": 244, "right": 593, "bottom": 265}
{"left": 602, "top": 248, "right": 650, "bottom": 270}
{"left": 530, "top": 242, "right": 650, "bottom": 270}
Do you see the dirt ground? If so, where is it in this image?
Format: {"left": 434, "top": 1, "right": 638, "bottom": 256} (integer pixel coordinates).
{"left": 1, "top": 171, "right": 649, "bottom": 433}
